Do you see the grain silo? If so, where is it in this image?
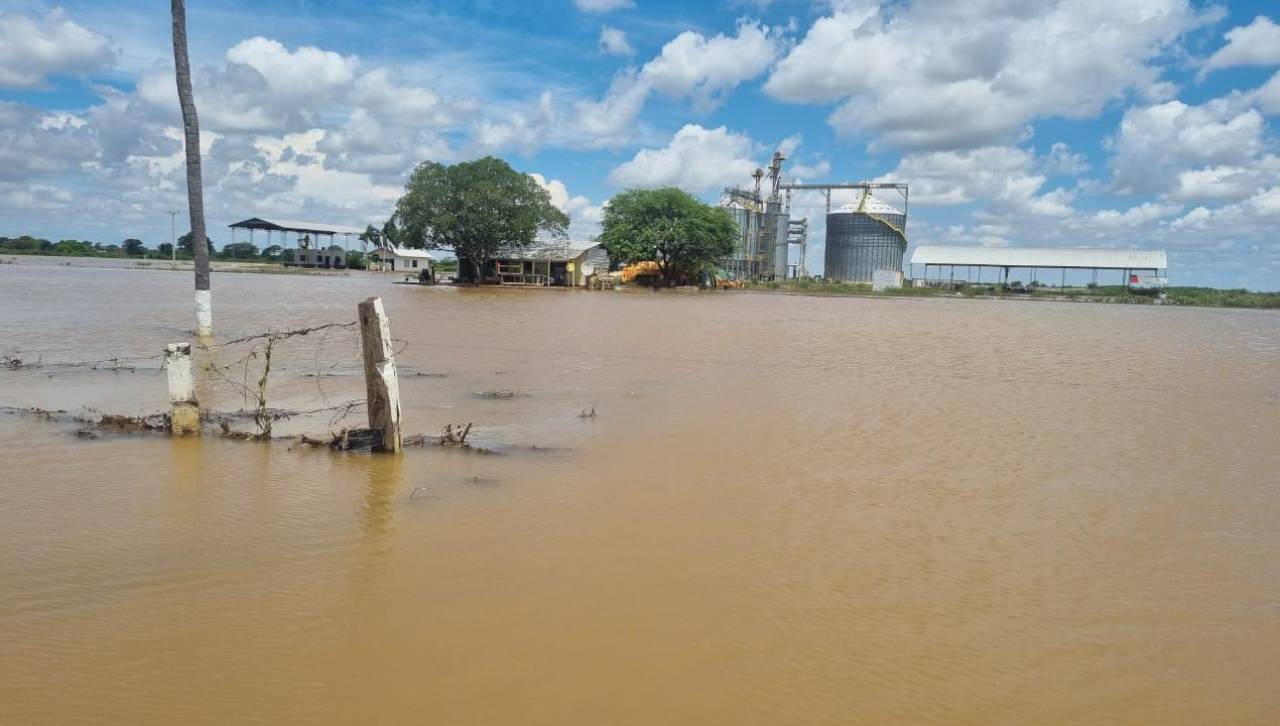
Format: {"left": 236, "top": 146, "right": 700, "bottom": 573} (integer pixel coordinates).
{"left": 720, "top": 186, "right": 768, "bottom": 279}
{"left": 824, "top": 188, "right": 907, "bottom": 283}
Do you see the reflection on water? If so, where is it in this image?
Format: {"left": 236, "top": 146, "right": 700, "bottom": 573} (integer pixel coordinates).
{"left": 2, "top": 262, "right": 1279, "bottom": 724}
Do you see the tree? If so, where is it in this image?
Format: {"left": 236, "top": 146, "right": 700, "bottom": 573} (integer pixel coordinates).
{"left": 381, "top": 218, "right": 403, "bottom": 248}
{"left": 393, "top": 157, "right": 568, "bottom": 283}
{"left": 221, "top": 242, "right": 259, "bottom": 259}
{"left": 178, "top": 233, "right": 214, "bottom": 257}
{"left": 598, "top": 187, "right": 737, "bottom": 287}
{"left": 123, "top": 239, "right": 146, "bottom": 256}
{"left": 261, "top": 244, "right": 284, "bottom": 260}
{"left": 53, "top": 240, "right": 94, "bottom": 256}
{"left": 157, "top": 242, "right": 174, "bottom": 258}
{"left": 172, "top": 0, "right": 212, "bottom": 335}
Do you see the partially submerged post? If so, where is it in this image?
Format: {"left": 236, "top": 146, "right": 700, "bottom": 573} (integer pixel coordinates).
{"left": 358, "top": 297, "right": 402, "bottom": 453}
{"left": 164, "top": 343, "right": 200, "bottom": 435}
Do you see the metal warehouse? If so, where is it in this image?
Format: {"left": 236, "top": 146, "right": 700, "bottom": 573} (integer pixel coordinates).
{"left": 909, "top": 246, "right": 1168, "bottom": 287}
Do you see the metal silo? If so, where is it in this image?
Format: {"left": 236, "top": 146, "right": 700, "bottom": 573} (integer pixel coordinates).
{"left": 766, "top": 201, "right": 790, "bottom": 279}
{"left": 720, "top": 187, "right": 767, "bottom": 279}
{"left": 824, "top": 190, "right": 907, "bottom": 283}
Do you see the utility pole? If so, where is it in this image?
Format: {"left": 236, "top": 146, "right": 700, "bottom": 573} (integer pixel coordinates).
{"left": 166, "top": 210, "right": 178, "bottom": 261}
{"left": 172, "top": 0, "right": 212, "bottom": 337}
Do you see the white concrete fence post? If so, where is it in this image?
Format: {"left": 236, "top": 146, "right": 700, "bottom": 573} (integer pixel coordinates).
{"left": 164, "top": 343, "right": 200, "bottom": 435}
{"left": 358, "top": 297, "right": 402, "bottom": 453}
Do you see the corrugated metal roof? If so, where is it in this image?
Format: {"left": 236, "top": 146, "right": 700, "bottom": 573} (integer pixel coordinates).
{"left": 503, "top": 239, "right": 601, "bottom": 262}
{"left": 910, "top": 246, "right": 1167, "bottom": 270}
{"left": 229, "top": 217, "right": 367, "bottom": 236}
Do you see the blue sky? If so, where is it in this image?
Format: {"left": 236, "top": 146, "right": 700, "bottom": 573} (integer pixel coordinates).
{"left": 2, "top": 0, "right": 1279, "bottom": 288}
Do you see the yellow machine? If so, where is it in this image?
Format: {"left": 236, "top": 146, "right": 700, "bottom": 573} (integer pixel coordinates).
{"left": 620, "top": 261, "right": 661, "bottom": 285}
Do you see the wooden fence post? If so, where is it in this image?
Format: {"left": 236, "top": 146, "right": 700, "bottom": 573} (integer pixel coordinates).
{"left": 358, "top": 297, "right": 402, "bottom": 453}
{"left": 164, "top": 343, "right": 200, "bottom": 435}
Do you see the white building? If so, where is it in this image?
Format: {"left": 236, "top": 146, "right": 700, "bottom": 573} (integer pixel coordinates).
{"left": 367, "top": 246, "right": 436, "bottom": 273}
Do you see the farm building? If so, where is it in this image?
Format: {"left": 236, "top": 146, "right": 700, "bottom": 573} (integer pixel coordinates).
{"left": 484, "top": 240, "right": 609, "bottom": 287}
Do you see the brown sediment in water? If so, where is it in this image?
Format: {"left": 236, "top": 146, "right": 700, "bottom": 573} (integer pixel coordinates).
{"left": 2, "top": 264, "right": 1279, "bottom": 724}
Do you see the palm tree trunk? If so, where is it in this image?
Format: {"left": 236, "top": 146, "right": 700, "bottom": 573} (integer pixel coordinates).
{"left": 171, "top": 0, "right": 211, "bottom": 336}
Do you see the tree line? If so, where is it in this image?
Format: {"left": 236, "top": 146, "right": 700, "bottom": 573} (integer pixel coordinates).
{"left": 0, "top": 234, "right": 375, "bottom": 266}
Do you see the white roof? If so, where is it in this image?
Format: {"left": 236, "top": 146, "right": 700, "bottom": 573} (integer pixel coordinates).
{"left": 229, "top": 217, "right": 367, "bottom": 236}
{"left": 911, "top": 246, "right": 1167, "bottom": 270}
{"left": 372, "top": 245, "right": 435, "bottom": 260}
{"left": 834, "top": 189, "right": 902, "bottom": 216}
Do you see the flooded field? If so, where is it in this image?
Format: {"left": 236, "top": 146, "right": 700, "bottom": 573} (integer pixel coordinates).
{"left": 2, "top": 262, "right": 1279, "bottom": 724}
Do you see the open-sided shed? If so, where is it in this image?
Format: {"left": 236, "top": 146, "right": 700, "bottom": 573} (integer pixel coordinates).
{"left": 909, "top": 246, "right": 1168, "bottom": 287}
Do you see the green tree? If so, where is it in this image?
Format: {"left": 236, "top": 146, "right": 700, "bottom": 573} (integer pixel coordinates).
{"left": 123, "top": 238, "right": 146, "bottom": 256}
{"left": 157, "top": 242, "right": 174, "bottom": 258}
{"left": 178, "top": 233, "right": 214, "bottom": 257}
{"left": 359, "top": 224, "right": 382, "bottom": 250}
{"left": 598, "top": 187, "right": 737, "bottom": 287}
{"left": 261, "top": 244, "right": 284, "bottom": 260}
{"left": 53, "top": 240, "right": 94, "bottom": 256}
{"left": 221, "top": 241, "right": 259, "bottom": 259}
{"left": 393, "top": 157, "right": 568, "bottom": 283}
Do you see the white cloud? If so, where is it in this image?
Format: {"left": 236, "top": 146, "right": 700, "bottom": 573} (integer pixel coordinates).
{"left": 1091, "top": 201, "right": 1182, "bottom": 228}
{"left": 1202, "top": 16, "right": 1280, "bottom": 76}
{"left": 0, "top": 10, "right": 115, "bottom": 89}
{"left": 1045, "top": 142, "right": 1089, "bottom": 175}
{"left": 765, "top": 0, "right": 1212, "bottom": 150}
{"left": 608, "top": 124, "right": 760, "bottom": 190}
{"left": 225, "top": 36, "right": 358, "bottom": 108}
{"left": 881, "top": 145, "right": 1071, "bottom": 216}
{"left": 529, "top": 173, "right": 604, "bottom": 237}
{"left": 1248, "top": 71, "right": 1280, "bottom": 115}
{"left": 599, "top": 26, "right": 634, "bottom": 56}
{"left": 1108, "top": 98, "right": 1268, "bottom": 197}
{"left": 134, "top": 37, "right": 366, "bottom": 133}
{"left": 466, "top": 20, "right": 784, "bottom": 155}
{"left": 574, "top": 0, "right": 635, "bottom": 12}
{"left": 568, "top": 72, "right": 651, "bottom": 148}
{"left": 641, "top": 19, "right": 783, "bottom": 112}
{"left": 0, "top": 102, "right": 99, "bottom": 180}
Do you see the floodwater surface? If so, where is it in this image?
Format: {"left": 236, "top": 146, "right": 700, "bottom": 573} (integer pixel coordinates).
{"left": 2, "top": 262, "right": 1279, "bottom": 724}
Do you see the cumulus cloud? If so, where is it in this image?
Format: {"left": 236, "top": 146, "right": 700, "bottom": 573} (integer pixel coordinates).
{"left": 530, "top": 173, "right": 604, "bottom": 236}
{"left": 1201, "top": 16, "right": 1280, "bottom": 76}
{"left": 570, "top": 72, "right": 651, "bottom": 148}
{"left": 880, "top": 145, "right": 1074, "bottom": 217}
{"left": 1091, "top": 201, "right": 1183, "bottom": 228}
{"left": 765, "top": 0, "right": 1212, "bottom": 150}
{"left": 1248, "top": 71, "right": 1280, "bottom": 115}
{"left": 640, "top": 19, "right": 783, "bottom": 112}
{"left": 599, "top": 26, "right": 634, "bottom": 56}
{"left": 467, "top": 19, "right": 785, "bottom": 155}
{"left": 608, "top": 124, "right": 760, "bottom": 190}
{"left": 1108, "top": 98, "right": 1268, "bottom": 198}
{"left": 0, "top": 9, "right": 115, "bottom": 89}
{"left": 0, "top": 102, "right": 98, "bottom": 180}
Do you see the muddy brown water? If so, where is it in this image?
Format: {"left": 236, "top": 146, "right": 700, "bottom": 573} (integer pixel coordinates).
{"left": 2, "top": 262, "right": 1279, "bottom": 724}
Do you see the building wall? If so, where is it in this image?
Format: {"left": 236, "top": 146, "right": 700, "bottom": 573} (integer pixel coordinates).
{"left": 295, "top": 247, "right": 347, "bottom": 268}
